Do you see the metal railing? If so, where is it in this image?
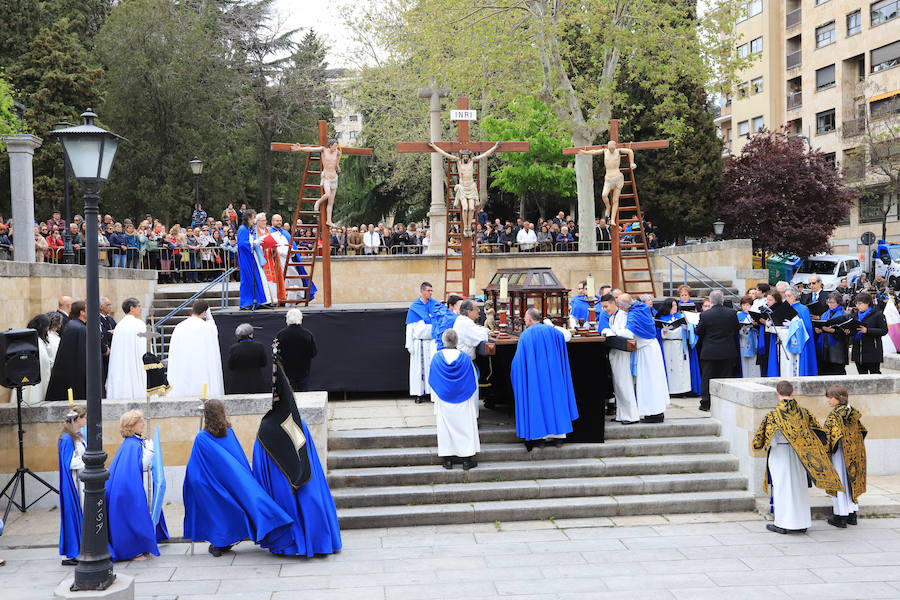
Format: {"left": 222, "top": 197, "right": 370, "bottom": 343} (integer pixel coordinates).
{"left": 661, "top": 254, "right": 742, "bottom": 301}
{"left": 787, "top": 91, "right": 802, "bottom": 110}
{"left": 786, "top": 8, "right": 801, "bottom": 28}
{"left": 786, "top": 50, "right": 801, "bottom": 70}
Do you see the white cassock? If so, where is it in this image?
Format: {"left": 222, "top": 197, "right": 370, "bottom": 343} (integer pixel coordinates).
{"left": 105, "top": 314, "right": 148, "bottom": 400}
{"left": 768, "top": 431, "right": 812, "bottom": 530}
{"left": 659, "top": 325, "right": 691, "bottom": 394}
{"left": 405, "top": 319, "right": 434, "bottom": 397}
{"left": 452, "top": 315, "right": 490, "bottom": 360}
{"left": 831, "top": 440, "right": 858, "bottom": 516}
{"left": 739, "top": 320, "right": 761, "bottom": 378}
{"left": 167, "top": 311, "right": 225, "bottom": 398}
{"left": 604, "top": 310, "right": 639, "bottom": 423}
{"left": 270, "top": 227, "right": 304, "bottom": 301}
{"left": 431, "top": 348, "right": 480, "bottom": 458}
{"left": 22, "top": 337, "right": 52, "bottom": 405}
{"left": 775, "top": 325, "right": 800, "bottom": 377}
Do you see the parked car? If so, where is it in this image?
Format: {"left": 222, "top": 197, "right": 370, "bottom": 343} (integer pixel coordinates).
{"left": 789, "top": 254, "right": 863, "bottom": 291}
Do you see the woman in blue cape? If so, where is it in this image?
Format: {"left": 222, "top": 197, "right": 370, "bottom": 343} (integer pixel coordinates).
{"left": 814, "top": 292, "right": 849, "bottom": 375}
{"left": 183, "top": 399, "right": 293, "bottom": 556}
{"left": 58, "top": 406, "right": 86, "bottom": 565}
{"left": 736, "top": 295, "right": 760, "bottom": 378}
{"left": 237, "top": 209, "right": 272, "bottom": 310}
{"left": 252, "top": 361, "right": 341, "bottom": 556}
{"left": 106, "top": 410, "right": 167, "bottom": 561}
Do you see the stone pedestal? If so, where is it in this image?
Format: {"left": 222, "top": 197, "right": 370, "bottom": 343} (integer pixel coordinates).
{"left": 2, "top": 134, "right": 43, "bottom": 263}
{"left": 54, "top": 574, "right": 134, "bottom": 600}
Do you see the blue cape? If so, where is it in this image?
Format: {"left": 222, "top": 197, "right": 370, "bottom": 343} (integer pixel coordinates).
{"left": 58, "top": 436, "right": 82, "bottom": 560}
{"left": 271, "top": 227, "right": 317, "bottom": 301}
{"left": 251, "top": 420, "right": 342, "bottom": 556}
{"left": 106, "top": 436, "right": 161, "bottom": 561}
{"left": 596, "top": 310, "right": 611, "bottom": 331}
{"left": 406, "top": 297, "right": 442, "bottom": 325}
{"left": 626, "top": 302, "right": 657, "bottom": 339}
{"left": 237, "top": 225, "right": 269, "bottom": 308}
{"left": 183, "top": 429, "right": 293, "bottom": 547}
{"left": 817, "top": 306, "right": 843, "bottom": 351}
{"left": 569, "top": 295, "right": 600, "bottom": 320}
{"left": 511, "top": 324, "right": 578, "bottom": 440}
{"left": 432, "top": 309, "right": 457, "bottom": 351}
{"left": 790, "top": 302, "right": 818, "bottom": 376}
{"left": 429, "top": 351, "right": 477, "bottom": 404}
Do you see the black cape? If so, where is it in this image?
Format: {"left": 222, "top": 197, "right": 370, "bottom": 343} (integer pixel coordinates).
{"left": 256, "top": 359, "right": 312, "bottom": 491}
{"left": 46, "top": 319, "right": 87, "bottom": 401}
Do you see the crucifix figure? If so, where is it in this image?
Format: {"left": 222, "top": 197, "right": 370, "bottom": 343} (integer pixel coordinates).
{"left": 577, "top": 141, "right": 637, "bottom": 227}
{"left": 428, "top": 141, "right": 501, "bottom": 236}
{"left": 289, "top": 139, "right": 341, "bottom": 228}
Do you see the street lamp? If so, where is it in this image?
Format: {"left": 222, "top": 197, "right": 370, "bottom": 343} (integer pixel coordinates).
{"left": 53, "top": 108, "right": 125, "bottom": 592}
{"left": 52, "top": 121, "right": 75, "bottom": 264}
{"left": 713, "top": 219, "right": 726, "bottom": 241}
{"left": 189, "top": 157, "right": 203, "bottom": 213}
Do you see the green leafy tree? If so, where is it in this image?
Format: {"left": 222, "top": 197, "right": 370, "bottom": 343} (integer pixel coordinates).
{"left": 0, "top": 71, "right": 24, "bottom": 145}
{"left": 0, "top": 0, "right": 48, "bottom": 69}
{"left": 480, "top": 97, "right": 575, "bottom": 219}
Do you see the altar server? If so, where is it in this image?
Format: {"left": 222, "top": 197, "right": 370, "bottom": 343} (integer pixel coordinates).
{"left": 405, "top": 282, "right": 441, "bottom": 402}
{"left": 602, "top": 293, "right": 638, "bottom": 424}
{"left": 106, "top": 298, "right": 148, "bottom": 400}
{"left": 813, "top": 293, "right": 849, "bottom": 375}
{"left": 752, "top": 381, "right": 842, "bottom": 534}
{"left": 452, "top": 299, "right": 490, "bottom": 360}
{"left": 430, "top": 329, "right": 480, "bottom": 470}
{"left": 183, "top": 399, "right": 293, "bottom": 556}
{"left": 252, "top": 360, "right": 341, "bottom": 556}
{"left": 656, "top": 298, "right": 699, "bottom": 395}
{"left": 270, "top": 214, "right": 316, "bottom": 302}
{"left": 615, "top": 294, "right": 668, "bottom": 423}
{"left": 783, "top": 286, "right": 817, "bottom": 376}
{"left": 511, "top": 308, "right": 578, "bottom": 451}
{"left": 823, "top": 385, "right": 866, "bottom": 528}
{"left": 236, "top": 209, "right": 273, "bottom": 310}
{"left": 106, "top": 410, "right": 167, "bottom": 561}
{"left": 58, "top": 406, "right": 86, "bottom": 565}
{"left": 736, "top": 296, "right": 760, "bottom": 378}
{"left": 167, "top": 300, "right": 224, "bottom": 398}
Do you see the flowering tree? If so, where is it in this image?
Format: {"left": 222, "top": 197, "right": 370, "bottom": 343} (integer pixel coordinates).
{"left": 719, "top": 128, "right": 855, "bottom": 258}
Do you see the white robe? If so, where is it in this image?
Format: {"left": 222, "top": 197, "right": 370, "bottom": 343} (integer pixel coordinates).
{"left": 634, "top": 335, "right": 669, "bottom": 417}
{"left": 106, "top": 314, "right": 148, "bottom": 400}
{"left": 48, "top": 331, "right": 61, "bottom": 364}
{"left": 271, "top": 228, "right": 305, "bottom": 301}
{"left": 69, "top": 436, "right": 86, "bottom": 505}
{"left": 452, "top": 315, "right": 490, "bottom": 360}
{"left": 22, "top": 337, "right": 52, "bottom": 405}
{"left": 831, "top": 440, "right": 859, "bottom": 517}
{"left": 405, "top": 320, "right": 434, "bottom": 397}
{"left": 739, "top": 323, "right": 761, "bottom": 378}
{"left": 660, "top": 325, "right": 691, "bottom": 394}
{"left": 432, "top": 349, "right": 480, "bottom": 457}
{"left": 605, "top": 310, "right": 639, "bottom": 423}
{"left": 775, "top": 325, "right": 800, "bottom": 377}
{"left": 167, "top": 312, "right": 225, "bottom": 398}
{"left": 769, "top": 430, "right": 811, "bottom": 530}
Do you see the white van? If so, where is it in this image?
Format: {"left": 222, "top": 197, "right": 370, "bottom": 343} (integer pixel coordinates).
{"left": 789, "top": 254, "right": 863, "bottom": 291}
{"left": 872, "top": 242, "right": 900, "bottom": 289}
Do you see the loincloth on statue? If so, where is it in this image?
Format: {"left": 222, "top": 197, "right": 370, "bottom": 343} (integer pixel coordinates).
{"left": 323, "top": 175, "right": 338, "bottom": 191}
{"left": 603, "top": 171, "right": 625, "bottom": 190}
{"left": 454, "top": 182, "right": 480, "bottom": 206}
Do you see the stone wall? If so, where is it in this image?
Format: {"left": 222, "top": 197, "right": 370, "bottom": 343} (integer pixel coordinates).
{"left": 712, "top": 376, "right": 900, "bottom": 497}
{"left": 0, "top": 393, "right": 328, "bottom": 509}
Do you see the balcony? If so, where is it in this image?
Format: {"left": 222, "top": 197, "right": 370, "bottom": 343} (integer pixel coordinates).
{"left": 786, "top": 51, "right": 801, "bottom": 70}
{"left": 843, "top": 119, "right": 864, "bottom": 138}
{"left": 787, "top": 91, "right": 802, "bottom": 110}
{"left": 786, "top": 8, "right": 801, "bottom": 29}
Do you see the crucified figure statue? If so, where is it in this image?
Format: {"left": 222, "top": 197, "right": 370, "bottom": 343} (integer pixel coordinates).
{"left": 291, "top": 138, "right": 341, "bottom": 227}
{"left": 428, "top": 141, "right": 501, "bottom": 237}
{"left": 578, "top": 140, "right": 636, "bottom": 227}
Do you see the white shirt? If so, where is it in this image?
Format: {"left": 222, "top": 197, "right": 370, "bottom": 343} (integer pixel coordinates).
{"left": 363, "top": 231, "right": 380, "bottom": 253}
{"left": 516, "top": 228, "right": 537, "bottom": 250}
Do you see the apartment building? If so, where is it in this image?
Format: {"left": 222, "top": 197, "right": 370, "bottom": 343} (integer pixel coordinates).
{"left": 717, "top": 0, "right": 900, "bottom": 254}
{"left": 327, "top": 68, "right": 363, "bottom": 147}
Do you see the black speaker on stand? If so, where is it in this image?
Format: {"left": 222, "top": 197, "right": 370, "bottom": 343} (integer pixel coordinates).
{"left": 0, "top": 328, "right": 59, "bottom": 524}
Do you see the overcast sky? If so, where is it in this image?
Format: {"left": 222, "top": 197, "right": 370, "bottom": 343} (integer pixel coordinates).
{"left": 273, "top": 0, "right": 355, "bottom": 68}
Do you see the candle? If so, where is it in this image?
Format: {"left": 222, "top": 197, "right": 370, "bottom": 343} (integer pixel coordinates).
{"left": 500, "top": 276, "right": 508, "bottom": 301}
{"left": 202, "top": 383, "right": 208, "bottom": 399}
{"left": 586, "top": 274, "right": 595, "bottom": 298}
{"left": 67, "top": 388, "right": 73, "bottom": 405}
{"left": 468, "top": 278, "right": 477, "bottom": 296}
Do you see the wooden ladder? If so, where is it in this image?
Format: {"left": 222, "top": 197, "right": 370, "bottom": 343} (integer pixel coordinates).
{"left": 443, "top": 160, "right": 478, "bottom": 298}
{"left": 283, "top": 151, "right": 321, "bottom": 305}
{"left": 614, "top": 159, "right": 655, "bottom": 297}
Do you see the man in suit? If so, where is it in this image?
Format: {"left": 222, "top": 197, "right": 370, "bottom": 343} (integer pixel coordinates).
{"left": 694, "top": 290, "right": 740, "bottom": 412}
{"left": 99, "top": 296, "right": 117, "bottom": 397}
{"left": 801, "top": 275, "right": 828, "bottom": 317}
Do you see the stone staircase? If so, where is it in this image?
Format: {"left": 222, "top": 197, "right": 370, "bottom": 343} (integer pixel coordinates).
{"left": 656, "top": 277, "right": 742, "bottom": 299}
{"left": 327, "top": 416, "right": 756, "bottom": 529}
{"left": 149, "top": 283, "right": 240, "bottom": 353}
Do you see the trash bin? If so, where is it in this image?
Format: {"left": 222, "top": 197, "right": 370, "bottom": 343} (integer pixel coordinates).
{"left": 783, "top": 255, "right": 802, "bottom": 282}
{"left": 766, "top": 255, "right": 786, "bottom": 284}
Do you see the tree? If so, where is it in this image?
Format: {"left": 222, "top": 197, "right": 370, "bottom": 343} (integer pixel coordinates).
{"left": 0, "top": 71, "right": 24, "bottom": 146}
{"left": 0, "top": 0, "right": 47, "bottom": 69}
{"left": 718, "top": 129, "right": 855, "bottom": 258}
{"left": 480, "top": 97, "right": 575, "bottom": 219}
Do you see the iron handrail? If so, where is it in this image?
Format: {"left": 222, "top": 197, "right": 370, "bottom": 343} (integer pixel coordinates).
{"left": 660, "top": 254, "right": 741, "bottom": 301}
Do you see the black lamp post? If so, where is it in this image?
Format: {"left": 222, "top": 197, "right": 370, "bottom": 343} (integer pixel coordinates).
{"left": 53, "top": 109, "right": 125, "bottom": 592}
{"left": 52, "top": 121, "right": 76, "bottom": 264}
{"left": 189, "top": 157, "right": 203, "bottom": 213}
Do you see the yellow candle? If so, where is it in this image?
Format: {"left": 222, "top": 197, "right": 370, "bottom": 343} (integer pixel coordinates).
{"left": 468, "top": 278, "right": 477, "bottom": 296}
{"left": 586, "top": 275, "right": 595, "bottom": 298}
{"left": 67, "top": 388, "right": 74, "bottom": 404}
{"left": 500, "top": 276, "right": 509, "bottom": 301}
{"left": 202, "top": 383, "right": 208, "bottom": 399}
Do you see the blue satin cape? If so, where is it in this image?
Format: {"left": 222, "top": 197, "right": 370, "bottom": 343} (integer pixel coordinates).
{"left": 106, "top": 436, "right": 162, "bottom": 561}
{"left": 511, "top": 324, "right": 578, "bottom": 440}
{"left": 432, "top": 309, "right": 458, "bottom": 351}
{"left": 406, "top": 297, "right": 442, "bottom": 325}
{"left": 429, "top": 351, "right": 477, "bottom": 403}
{"left": 790, "top": 302, "right": 818, "bottom": 376}
{"left": 237, "top": 224, "right": 269, "bottom": 308}
{"left": 251, "top": 420, "right": 342, "bottom": 556}
{"left": 569, "top": 295, "right": 600, "bottom": 320}
{"left": 58, "top": 436, "right": 82, "bottom": 560}
{"left": 183, "top": 429, "right": 294, "bottom": 547}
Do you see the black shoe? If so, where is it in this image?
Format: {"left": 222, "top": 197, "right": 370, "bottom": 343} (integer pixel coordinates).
{"left": 414, "top": 396, "right": 426, "bottom": 404}
{"left": 462, "top": 457, "right": 477, "bottom": 470}
{"left": 640, "top": 413, "right": 664, "bottom": 423}
{"left": 766, "top": 524, "right": 788, "bottom": 534}
{"left": 827, "top": 515, "right": 848, "bottom": 528}
{"left": 524, "top": 440, "right": 535, "bottom": 452}
{"left": 524, "top": 439, "right": 545, "bottom": 451}
{"left": 621, "top": 420, "right": 640, "bottom": 425}
{"left": 442, "top": 457, "right": 453, "bottom": 470}
{"left": 551, "top": 439, "right": 564, "bottom": 447}
{"left": 208, "top": 544, "right": 232, "bottom": 557}
{"left": 61, "top": 558, "right": 78, "bottom": 566}
{"left": 699, "top": 402, "right": 710, "bottom": 412}
{"left": 239, "top": 305, "right": 252, "bottom": 311}
{"left": 605, "top": 405, "right": 617, "bottom": 416}
{"left": 847, "top": 512, "right": 858, "bottom": 525}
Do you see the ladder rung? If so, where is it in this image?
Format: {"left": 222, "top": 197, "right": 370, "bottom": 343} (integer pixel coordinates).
{"left": 621, "top": 255, "right": 649, "bottom": 260}
{"left": 620, "top": 244, "right": 646, "bottom": 248}
{"left": 623, "top": 278, "right": 653, "bottom": 283}
{"left": 621, "top": 267, "right": 649, "bottom": 271}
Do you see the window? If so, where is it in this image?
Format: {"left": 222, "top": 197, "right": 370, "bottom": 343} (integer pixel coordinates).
{"left": 871, "top": 0, "right": 899, "bottom": 26}
{"left": 859, "top": 193, "right": 887, "bottom": 223}
{"left": 716, "top": 124, "right": 722, "bottom": 138}
{"left": 815, "top": 21, "right": 835, "bottom": 47}
{"left": 816, "top": 108, "right": 836, "bottom": 133}
{"left": 824, "top": 152, "right": 837, "bottom": 167}
{"left": 738, "top": 81, "right": 749, "bottom": 98}
{"left": 816, "top": 64, "right": 836, "bottom": 90}
{"left": 871, "top": 93, "right": 900, "bottom": 117}
{"left": 872, "top": 40, "right": 900, "bottom": 72}
{"left": 348, "top": 131, "right": 358, "bottom": 140}
{"left": 748, "top": 0, "right": 762, "bottom": 16}
{"left": 349, "top": 115, "right": 358, "bottom": 122}
{"left": 816, "top": 0, "right": 830, "bottom": 4}
{"left": 737, "top": 43, "right": 749, "bottom": 58}
{"left": 750, "top": 37, "right": 763, "bottom": 54}
{"left": 738, "top": 120, "right": 750, "bottom": 136}
{"left": 751, "top": 77, "right": 763, "bottom": 94}
{"left": 847, "top": 10, "right": 862, "bottom": 35}
{"left": 751, "top": 116, "right": 764, "bottom": 132}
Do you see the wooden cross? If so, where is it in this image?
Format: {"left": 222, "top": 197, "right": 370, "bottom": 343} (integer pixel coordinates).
{"left": 397, "top": 97, "right": 529, "bottom": 297}
{"left": 271, "top": 120, "right": 373, "bottom": 308}
{"left": 563, "top": 119, "right": 669, "bottom": 291}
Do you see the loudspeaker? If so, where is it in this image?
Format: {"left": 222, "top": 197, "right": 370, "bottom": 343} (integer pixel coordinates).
{"left": 0, "top": 329, "right": 40, "bottom": 388}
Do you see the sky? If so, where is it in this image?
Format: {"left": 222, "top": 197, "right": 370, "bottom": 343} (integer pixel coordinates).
{"left": 273, "top": 0, "right": 356, "bottom": 68}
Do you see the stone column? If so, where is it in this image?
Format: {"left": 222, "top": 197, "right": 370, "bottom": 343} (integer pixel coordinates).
{"left": 3, "top": 134, "right": 43, "bottom": 263}
{"left": 418, "top": 79, "right": 449, "bottom": 256}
